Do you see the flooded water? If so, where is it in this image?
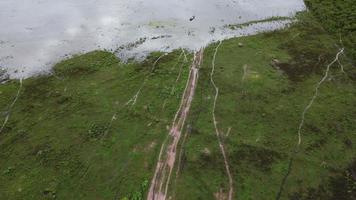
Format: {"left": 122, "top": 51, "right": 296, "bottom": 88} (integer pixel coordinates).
{"left": 0, "top": 0, "right": 305, "bottom": 79}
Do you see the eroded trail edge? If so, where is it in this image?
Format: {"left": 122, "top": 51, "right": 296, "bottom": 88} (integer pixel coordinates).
{"left": 147, "top": 49, "right": 204, "bottom": 200}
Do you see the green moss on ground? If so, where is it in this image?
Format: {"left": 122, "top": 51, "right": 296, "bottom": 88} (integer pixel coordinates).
{"left": 0, "top": 50, "right": 192, "bottom": 200}
{"left": 1, "top": 1, "right": 356, "bottom": 200}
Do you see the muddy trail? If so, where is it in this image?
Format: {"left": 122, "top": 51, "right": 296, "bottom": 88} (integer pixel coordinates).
{"left": 147, "top": 49, "right": 204, "bottom": 200}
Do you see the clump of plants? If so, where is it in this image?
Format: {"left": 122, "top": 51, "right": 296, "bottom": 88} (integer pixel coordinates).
{"left": 86, "top": 123, "right": 108, "bottom": 140}
{"left": 121, "top": 179, "right": 149, "bottom": 200}
{"left": 305, "top": 0, "right": 356, "bottom": 64}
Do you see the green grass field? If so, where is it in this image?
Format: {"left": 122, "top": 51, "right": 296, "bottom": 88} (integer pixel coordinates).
{"left": 0, "top": 50, "right": 193, "bottom": 199}
{"left": 173, "top": 11, "right": 356, "bottom": 199}
{"left": 0, "top": 1, "right": 355, "bottom": 200}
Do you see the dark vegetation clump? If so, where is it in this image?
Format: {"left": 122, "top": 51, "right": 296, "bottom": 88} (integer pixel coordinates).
{"left": 54, "top": 51, "right": 119, "bottom": 76}
{"left": 344, "top": 138, "right": 353, "bottom": 148}
{"left": 305, "top": 0, "right": 356, "bottom": 65}
{"left": 196, "top": 147, "right": 226, "bottom": 170}
{"left": 22, "top": 76, "right": 53, "bottom": 100}
{"left": 86, "top": 123, "right": 108, "bottom": 140}
{"left": 305, "top": 138, "right": 326, "bottom": 152}
{"left": 267, "top": 13, "right": 336, "bottom": 82}
{"left": 20, "top": 76, "right": 80, "bottom": 116}
{"left": 34, "top": 143, "right": 84, "bottom": 173}
{"left": 0, "top": 69, "right": 9, "bottom": 83}
{"left": 121, "top": 179, "right": 149, "bottom": 200}
{"left": 135, "top": 52, "right": 162, "bottom": 73}
{"left": 267, "top": 0, "right": 356, "bottom": 82}
{"left": 0, "top": 121, "right": 14, "bottom": 136}
{"left": 0, "top": 130, "right": 28, "bottom": 155}
{"left": 138, "top": 51, "right": 178, "bottom": 73}
{"left": 289, "top": 160, "right": 356, "bottom": 200}
{"left": 231, "top": 144, "right": 283, "bottom": 172}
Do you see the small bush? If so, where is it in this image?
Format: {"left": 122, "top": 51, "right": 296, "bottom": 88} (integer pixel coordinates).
{"left": 86, "top": 123, "right": 108, "bottom": 140}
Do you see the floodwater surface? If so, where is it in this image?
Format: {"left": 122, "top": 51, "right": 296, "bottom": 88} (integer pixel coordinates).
{"left": 0, "top": 0, "right": 305, "bottom": 78}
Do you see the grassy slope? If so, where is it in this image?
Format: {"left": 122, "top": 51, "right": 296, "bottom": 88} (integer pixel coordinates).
{"left": 305, "top": 0, "right": 356, "bottom": 64}
{"left": 1, "top": 2, "right": 356, "bottom": 200}
{"left": 0, "top": 50, "right": 192, "bottom": 199}
{"left": 174, "top": 12, "right": 356, "bottom": 200}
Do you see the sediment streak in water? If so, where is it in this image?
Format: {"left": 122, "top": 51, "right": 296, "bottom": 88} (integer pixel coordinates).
{"left": 147, "top": 49, "right": 204, "bottom": 200}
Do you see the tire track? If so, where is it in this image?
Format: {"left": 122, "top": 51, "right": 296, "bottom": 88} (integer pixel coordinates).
{"left": 147, "top": 49, "right": 204, "bottom": 200}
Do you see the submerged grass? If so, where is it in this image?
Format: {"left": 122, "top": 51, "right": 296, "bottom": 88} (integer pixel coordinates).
{"left": 225, "top": 16, "right": 293, "bottom": 30}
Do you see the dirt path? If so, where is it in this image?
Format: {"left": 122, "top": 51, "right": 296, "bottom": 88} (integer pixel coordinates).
{"left": 210, "top": 41, "right": 234, "bottom": 200}
{"left": 0, "top": 78, "right": 22, "bottom": 134}
{"left": 147, "top": 49, "right": 204, "bottom": 200}
{"left": 275, "top": 48, "right": 345, "bottom": 200}
{"left": 296, "top": 48, "right": 344, "bottom": 146}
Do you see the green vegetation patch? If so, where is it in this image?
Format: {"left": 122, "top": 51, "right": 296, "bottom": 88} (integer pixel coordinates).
{"left": 173, "top": 11, "right": 356, "bottom": 200}
{"left": 0, "top": 50, "right": 192, "bottom": 200}
{"left": 305, "top": 0, "right": 356, "bottom": 64}
{"left": 1, "top": 1, "right": 356, "bottom": 200}
{"left": 54, "top": 51, "right": 119, "bottom": 76}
